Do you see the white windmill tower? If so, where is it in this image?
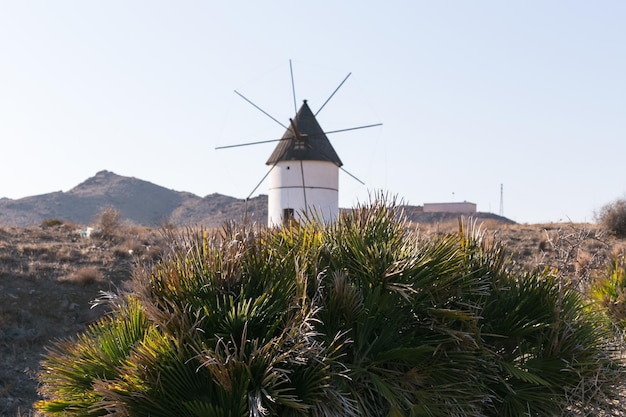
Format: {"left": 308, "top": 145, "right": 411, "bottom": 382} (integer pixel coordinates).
{"left": 218, "top": 63, "right": 381, "bottom": 227}
{"left": 266, "top": 100, "right": 342, "bottom": 226}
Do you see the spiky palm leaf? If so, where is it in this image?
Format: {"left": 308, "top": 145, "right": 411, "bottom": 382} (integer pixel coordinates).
{"left": 590, "top": 254, "right": 626, "bottom": 328}
{"left": 36, "top": 297, "right": 152, "bottom": 415}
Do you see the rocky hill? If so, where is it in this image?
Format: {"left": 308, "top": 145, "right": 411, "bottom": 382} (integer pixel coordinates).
{"left": 0, "top": 170, "right": 512, "bottom": 229}
{"left": 0, "top": 171, "right": 267, "bottom": 228}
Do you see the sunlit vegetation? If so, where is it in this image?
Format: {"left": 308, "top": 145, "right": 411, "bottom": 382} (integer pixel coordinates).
{"left": 36, "top": 199, "right": 625, "bottom": 416}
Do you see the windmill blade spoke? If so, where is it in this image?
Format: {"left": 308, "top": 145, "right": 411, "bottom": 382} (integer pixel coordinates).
{"left": 234, "top": 90, "right": 288, "bottom": 129}
{"left": 324, "top": 123, "right": 383, "bottom": 135}
{"left": 215, "top": 122, "right": 381, "bottom": 150}
{"left": 315, "top": 72, "right": 352, "bottom": 116}
{"left": 310, "top": 141, "right": 366, "bottom": 186}
{"left": 340, "top": 166, "right": 365, "bottom": 185}
{"left": 215, "top": 137, "right": 289, "bottom": 150}
{"left": 290, "top": 60, "right": 297, "bottom": 115}
{"left": 247, "top": 165, "right": 276, "bottom": 200}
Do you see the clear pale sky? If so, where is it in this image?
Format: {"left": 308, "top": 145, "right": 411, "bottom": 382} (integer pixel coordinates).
{"left": 1, "top": 2, "right": 624, "bottom": 224}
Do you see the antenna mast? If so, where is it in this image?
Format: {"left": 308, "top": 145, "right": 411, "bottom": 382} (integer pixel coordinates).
{"left": 499, "top": 183, "right": 504, "bottom": 216}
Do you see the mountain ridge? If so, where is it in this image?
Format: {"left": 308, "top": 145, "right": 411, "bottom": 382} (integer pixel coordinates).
{"left": 0, "top": 170, "right": 513, "bottom": 227}
{"left": 0, "top": 170, "right": 267, "bottom": 227}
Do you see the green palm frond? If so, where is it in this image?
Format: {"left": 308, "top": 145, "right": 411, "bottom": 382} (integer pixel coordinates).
{"left": 94, "top": 329, "right": 225, "bottom": 417}
{"left": 36, "top": 297, "right": 152, "bottom": 415}
{"left": 480, "top": 268, "right": 623, "bottom": 416}
{"left": 589, "top": 253, "right": 626, "bottom": 328}
{"left": 312, "top": 203, "right": 493, "bottom": 416}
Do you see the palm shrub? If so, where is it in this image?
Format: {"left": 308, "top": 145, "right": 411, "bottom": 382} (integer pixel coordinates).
{"left": 38, "top": 224, "right": 353, "bottom": 417}
{"left": 315, "top": 208, "right": 622, "bottom": 416}
{"left": 480, "top": 267, "right": 622, "bottom": 415}
{"left": 457, "top": 221, "right": 623, "bottom": 416}
{"left": 590, "top": 253, "right": 626, "bottom": 328}
{"left": 37, "top": 200, "right": 624, "bottom": 416}
{"left": 37, "top": 297, "right": 153, "bottom": 416}
{"left": 312, "top": 206, "right": 493, "bottom": 416}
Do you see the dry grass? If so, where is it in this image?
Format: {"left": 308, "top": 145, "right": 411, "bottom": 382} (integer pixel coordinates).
{"left": 54, "top": 246, "right": 81, "bottom": 262}
{"left": 412, "top": 218, "right": 459, "bottom": 235}
{"left": 113, "top": 238, "right": 145, "bottom": 257}
{"left": 40, "top": 219, "right": 64, "bottom": 228}
{"left": 16, "top": 243, "right": 51, "bottom": 258}
{"left": 57, "top": 266, "right": 105, "bottom": 285}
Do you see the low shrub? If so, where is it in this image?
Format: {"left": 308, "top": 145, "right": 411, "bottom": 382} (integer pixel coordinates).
{"left": 597, "top": 198, "right": 626, "bottom": 237}
{"left": 95, "top": 208, "right": 122, "bottom": 240}
{"left": 58, "top": 266, "right": 105, "bottom": 285}
{"left": 41, "top": 219, "right": 64, "bottom": 228}
{"left": 113, "top": 238, "right": 144, "bottom": 258}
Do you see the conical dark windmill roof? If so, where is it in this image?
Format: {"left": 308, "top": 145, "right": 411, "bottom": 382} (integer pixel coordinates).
{"left": 266, "top": 100, "right": 343, "bottom": 166}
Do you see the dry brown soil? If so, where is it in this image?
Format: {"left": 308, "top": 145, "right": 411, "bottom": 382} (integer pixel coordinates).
{"left": 0, "top": 222, "right": 165, "bottom": 416}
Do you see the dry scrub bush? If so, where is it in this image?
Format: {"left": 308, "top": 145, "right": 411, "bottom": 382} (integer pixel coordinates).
{"left": 112, "top": 240, "right": 163, "bottom": 261}
{"left": 111, "top": 227, "right": 165, "bottom": 261}
{"left": 597, "top": 199, "right": 626, "bottom": 238}
{"left": 41, "top": 219, "right": 64, "bottom": 228}
{"left": 113, "top": 238, "right": 144, "bottom": 258}
{"left": 54, "top": 246, "right": 81, "bottom": 263}
{"left": 536, "top": 224, "right": 609, "bottom": 295}
{"left": 94, "top": 207, "right": 122, "bottom": 240}
{"left": 125, "top": 225, "right": 156, "bottom": 241}
{"left": 58, "top": 267, "right": 105, "bottom": 285}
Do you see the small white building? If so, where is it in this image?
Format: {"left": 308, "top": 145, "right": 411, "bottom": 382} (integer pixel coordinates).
{"left": 266, "top": 100, "right": 342, "bottom": 227}
{"left": 423, "top": 202, "right": 477, "bottom": 214}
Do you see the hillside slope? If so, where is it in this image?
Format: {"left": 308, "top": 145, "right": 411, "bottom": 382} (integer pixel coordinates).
{"left": 0, "top": 171, "right": 267, "bottom": 228}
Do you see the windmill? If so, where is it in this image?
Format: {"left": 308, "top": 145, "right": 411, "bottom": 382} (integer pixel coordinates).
{"left": 217, "top": 62, "right": 382, "bottom": 227}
